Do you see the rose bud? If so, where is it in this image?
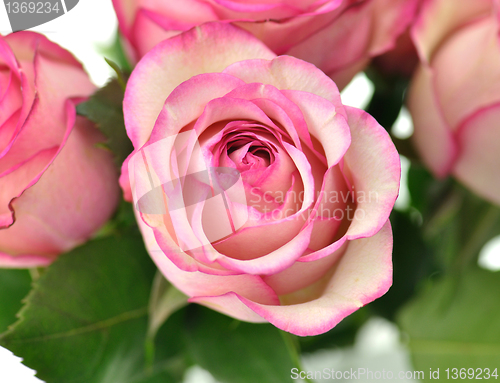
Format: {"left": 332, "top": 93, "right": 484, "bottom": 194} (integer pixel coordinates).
{"left": 112, "top": 0, "right": 419, "bottom": 89}
{"left": 121, "top": 23, "right": 400, "bottom": 336}
{"left": 0, "top": 33, "right": 120, "bottom": 267}
{"left": 408, "top": 0, "right": 500, "bottom": 205}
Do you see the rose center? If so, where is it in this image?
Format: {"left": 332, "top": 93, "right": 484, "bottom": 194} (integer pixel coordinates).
{"left": 227, "top": 140, "right": 274, "bottom": 173}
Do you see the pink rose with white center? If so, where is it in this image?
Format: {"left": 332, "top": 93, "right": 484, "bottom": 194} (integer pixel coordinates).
{"left": 0, "top": 32, "right": 120, "bottom": 268}
{"left": 112, "top": 0, "right": 419, "bottom": 89}
{"left": 408, "top": 0, "right": 500, "bottom": 205}
{"left": 121, "top": 23, "right": 400, "bottom": 336}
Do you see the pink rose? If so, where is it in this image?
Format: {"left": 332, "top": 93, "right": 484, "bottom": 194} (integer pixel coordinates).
{"left": 372, "top": 28, "right": 419, "bottom": 78}
{"left": 0, "top": 33, "right": 120, "bottom": 268}
{"left": 113, "top": 0, "right": 419, "bottom": 89}
{"left": 121, "top": 23, "right": 400, "bottom": 336}
{"left": 408, "top": 0, "right": 500, "bottom": 205}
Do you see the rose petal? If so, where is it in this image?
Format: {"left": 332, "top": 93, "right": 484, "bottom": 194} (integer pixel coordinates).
{"left": 287, "top": 0, "right": 419, "bottom": 88}
{"left": 0, "top": 52, "right": 95, "bottom": 173}
{"left": 408, "top": 65, "right": 457, "bottom": 177}
{"left": 193, "top": 96, "right": 276, "bottom": 135}
{"left": 0, "top": 252, "right": 55, "bottom": 268}
{"left": 453, "top": 103, "right": 500, "bottom": 205}
{"left": 124, "top": 22, "right": 276, "bottom": 148}
{"left": 411, "top": 0, "right": 493, "bottom": 63}
{"left": 432, "top": 17, "right": 500, "bottom": 129}
{"left": 225, "top": 84, "right": 305, "bottom": 147}
{"left": 213, "top": 213, "right": 309, "bottom": 261}
{"left": 130, "top": 9, "right": 184, "bottom": 59}
{"left": 0, "top": 114, "right": 119, "bottom": 255}
{"left": 262, "top": 228, "right": 346, "bottom": 295}
{"left": 150, "top": 73, "right": 245, "bottom": 143}
{"left": 0, "top": 146, "right": 57, "bottom": 226}
{"left": 342, "top": 106, "right": 400, "bottom": 240}
{"left": 223, "top": 55, "right": 346, "bottom": 117}
{"left": 282, "top": 89, "right": 351, "bottom": 168}
{"left": 0, "top": 71, "right": 22, "bottom": 129}
{"left": 113, "top": 0, "right": 216, "bottom": 38}
{"left": 214, "top": 221, "right": 314, "bottom": 275}
{"left": 139, "top": 214, "right": 281, "bottom": 305}
{"left": 5, "top": 32, "right": 81, "bottom": 68}
{"left": 189, "top": 292, "right": 268, "bottom": 323}
{"left": 192, "top": 220, "right": 392, "bottom": 336}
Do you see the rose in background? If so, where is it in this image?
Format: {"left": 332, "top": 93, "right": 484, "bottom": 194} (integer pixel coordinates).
{"left": 372, "top": 29, "right": 419, "bottom": 78}
{"left": 112, "top": 0, "right": 419, "bottom": 89}
{"left": 0, "top": 33, "right": 120, "bottom": 268}
{"left": 121, "top": 23, "right": 400, "bottom": 336}
{"left": 408, "top": 0, "right": 500, "bottom": 205}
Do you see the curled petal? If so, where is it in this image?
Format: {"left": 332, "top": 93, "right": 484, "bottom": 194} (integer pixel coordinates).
{"left": 223, "top": 55, "right": 346, "bottom": 117}
{"left": 124, "top": 22, "right": 275, "bottom": 148}
{"left": 150, "top": 73, "right": 245, "bottom": 142}
{"left": 282, "top": 89, "right": 350, "bottom": 167}
{"left": 342, "top": 107, "right": 400, "bottom": 240}
{"left": 192, "top": 220, "right": 392, "bottom": 336}
{"left": 139, "top": 214, "right": 281, "bottom": 305}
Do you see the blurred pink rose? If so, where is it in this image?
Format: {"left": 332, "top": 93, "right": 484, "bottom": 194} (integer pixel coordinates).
{"left": 113, "top": 0, "right": 419, "bottom": 89}
{"left": 121, "top": 23, "right": 400, "bottom": 336}
{"left": 408, "top": 0, "right": 500, "bottom": 205}
{"left": 372, "top": 28, "right": 419, "bottom": 78}
{"left": 0, "top": 33, "right": 120, "bottom": 268}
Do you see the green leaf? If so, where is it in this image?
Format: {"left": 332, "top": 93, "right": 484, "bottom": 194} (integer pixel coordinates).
{"left": 184, "top": 305, "right": 296, "bottom": 383}
{"left": 407, "top": 164, "right": 500, "bottom": 271}
{"left": 151, "top": 306, "right": 193, "bottom": 381}
{"left": 398, "top": 268, "right": 500, "bottom": 369}
{"left": 104, "top": 58, "right": 127, "bottom": 91}
{"left": 77, "top": 79, "right": 133, "bottom": 166}
{"left": 0, "top": 235, "right": 178, "bottom": 383}
{"left": 0, "top": 269, "right": 32, "bottom": 334}
{"left": 407, "top": 164, "right": 438, "bottom": 215}
{"left": 99, "top": 31, "right": 133, "bottom": 74}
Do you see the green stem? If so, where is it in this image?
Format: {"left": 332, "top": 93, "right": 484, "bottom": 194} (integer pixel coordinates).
{"left": 422, "top": 186, "right": 462, "bottom": 239}
{"left": 145, "top": 271, "right": 188, "bottom": 368}
{"left": 28, "top": 267, "right": 45, "bottom": 281}
{"left": 455, "top": 204, "right": 500, "bottom": 273}
{"left": 280, "top": 331, "right": 314, "bottom": 383}
{"left": 104, "top": 58, "right": 127, "bottom": 91}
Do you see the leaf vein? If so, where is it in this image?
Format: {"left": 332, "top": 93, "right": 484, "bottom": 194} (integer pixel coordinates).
{"left": 7, "top": 307, "right": 148, "bottom": 343}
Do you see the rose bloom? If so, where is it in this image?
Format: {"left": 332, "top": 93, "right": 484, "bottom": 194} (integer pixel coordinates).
{"left": 121, "top": 23, "right": 400, "bottom": 336}
{"left": 0, "top": 33, "right": 120, "bottom": 268}
{"left": 372, "top": 28, "right": 419, "bottom": 78}
{"left": 408, "top": 0, "right": 500, "bottom": 205}
{"left": 113, "top": 0, "right": 419, "bottom": 89}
